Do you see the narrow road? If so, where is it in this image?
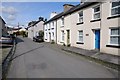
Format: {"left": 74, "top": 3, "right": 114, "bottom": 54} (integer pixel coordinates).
{"left": 7, "top": 36, "right": 116, "bottom": 78}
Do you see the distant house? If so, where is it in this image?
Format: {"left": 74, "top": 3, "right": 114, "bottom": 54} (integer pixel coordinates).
{"left": 12, "top": 27, "right": 22, "bottom": 33}
{"left": 28, "top": 21, "right": 35, "bottom": 39}
{"left": 0, "top": 16, "right": 7, "bottom": 37}
{"left": 28, "top": 18, "right": 44, "bottom": 39}
{"left": 44, "top": 12, "right": 57, "bottom": 43}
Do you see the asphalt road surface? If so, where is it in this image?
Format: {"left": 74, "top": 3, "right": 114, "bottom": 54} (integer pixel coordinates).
{"left": 7, "top": 37, "right": 117, "bottom": 78}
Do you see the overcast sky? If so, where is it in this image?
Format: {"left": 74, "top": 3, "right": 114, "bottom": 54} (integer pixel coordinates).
{"left": 1, "top": 2, "right": 79, "bottom": 28}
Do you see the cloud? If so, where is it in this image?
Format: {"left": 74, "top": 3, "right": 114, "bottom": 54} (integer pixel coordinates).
{"left": 0, "top": 6, "right": 18, "bottom": 21}
{"left": 7, "top": 14, "right": 16, "bottom": 20}
{"left": 1, "top": 6, "right": 18, "bottom": 15}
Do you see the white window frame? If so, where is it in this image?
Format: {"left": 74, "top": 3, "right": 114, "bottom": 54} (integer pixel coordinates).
{"left": 52, "top": 32, "right": 54, "bottom": 38}
{"left": 61, "top": 31, "right": 64, "bottom": 42}
{"left": 47, "top": 24, "right": 50, "bottom": 30}
{"left": 110, "top": 1, "right": 120, "bottom": 16}
{"left": 92, "top": 5, "right": 100, "bottom": 20}
{"left": 52, "top": 22, "right": 54, "bottom": 27}
{"left": 46, "top": 33, "right": 47, "bottom": 39}
{"left": 78, "top": 11, "right": 83, "bottom": 23}
{"left": 109, "top": 27, "right": 120, "bottom": 45}
{"left": 78, "top": 30, "right": 83, "bottom": 42}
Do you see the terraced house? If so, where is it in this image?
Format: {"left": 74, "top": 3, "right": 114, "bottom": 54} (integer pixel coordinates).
{"left": 44, "top": 1, "right": 120, "bottom": 56}
{"left": 44, "top": 12, "right": 57, "bottom": 43}
{"left": 28, "top": 17, "right": 44, "bottom": 39}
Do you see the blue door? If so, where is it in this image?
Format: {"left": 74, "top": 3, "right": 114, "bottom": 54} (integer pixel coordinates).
{"left": 95, "top": 30, "right": 100, "bottom": 49}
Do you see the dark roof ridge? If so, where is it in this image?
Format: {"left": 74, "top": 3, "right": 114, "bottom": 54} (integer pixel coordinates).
{"left": 44, "top": 2, "right": 98, "bottom": 24}
{"left": 0, "top": 16, "right": 6, "bottom": 24}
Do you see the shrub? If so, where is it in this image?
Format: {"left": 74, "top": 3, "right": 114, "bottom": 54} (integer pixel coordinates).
{"left": 38, "top": 30, "right": 44, "bottom": 37}
{"left": 67, "top": 44, "right": 71, "bottom": 47}
{"left": 51, "top": 40, "right": 55, "bottom": 44}
{"left": 63, "top": 43, "right": 66, "bottom": 46}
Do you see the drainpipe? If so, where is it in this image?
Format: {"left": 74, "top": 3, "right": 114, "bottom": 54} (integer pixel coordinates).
{"left": 100, "top": 2, "right": 102, "bottom": 51}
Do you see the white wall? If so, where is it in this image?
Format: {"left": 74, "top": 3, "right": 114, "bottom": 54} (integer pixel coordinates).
{"left": 44, "top": 20, "right": 57, "bottom": 43}
{"left": 33, "top": 21, "right": 44, "bottom": 37}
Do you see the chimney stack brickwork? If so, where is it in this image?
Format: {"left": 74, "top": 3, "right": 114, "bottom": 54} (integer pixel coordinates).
{"left": 63, "top": 4, "right": 75, "bottom": 12}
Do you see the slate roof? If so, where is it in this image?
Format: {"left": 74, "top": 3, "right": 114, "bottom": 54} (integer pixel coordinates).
{"left": 44, "top": 2, "right": 98, "bottom": 24}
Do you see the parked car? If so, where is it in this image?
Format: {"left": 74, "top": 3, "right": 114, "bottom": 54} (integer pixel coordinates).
{"left": 33, "top": 36, "right": 43, "bottom": 42}
{"left": 0, "top": 35, "right": 13, "bottom": 44}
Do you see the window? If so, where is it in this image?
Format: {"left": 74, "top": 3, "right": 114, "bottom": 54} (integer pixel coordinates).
{"left": 52, "top": 32, "right": 54, "bottom": 37}
{"left": 46, "top": 33, "right": 47, "bottom": 39}
{"left": 61, "top": 17, "right": 64, "bottom": 26}
{"left": 111, "top": 1, "right": 120, "bottom": 16}
{"left": 78, "top": 11, "right": 83, "bottom": 23}
{"left": 110, "top": 28, "right": 120, "bottom": 45}
{"left": 93, "top": 5, "right": 100, "bottom": 19}
{"left": 61, "top": 31, "right": 64, "bottom": 41}
{"left": 78, "top": 31, "right": 83, "bottom": 42}
{"left": 52, "top": 22, "right": 54, "bottom": 27}
{"left": 48, "top": 23, "right": 50, "bottom": 29}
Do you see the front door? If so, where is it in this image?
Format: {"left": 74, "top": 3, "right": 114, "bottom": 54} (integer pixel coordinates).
{"left": 67, "top": 30, "right": 70, "bottom": 45}
{"left": 95, "top": 30, "right": 100, "bottom": 49}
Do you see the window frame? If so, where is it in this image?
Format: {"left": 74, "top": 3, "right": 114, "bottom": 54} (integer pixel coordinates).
{"left": 52, "top": 21, "right": 54, "bottom": 27}
{"left": 109, "top": 27, "right": 120, "bottom": 45}
{"left": 61, "top": 30, "right": 64, "bottom": 42}
{"left": 111, "top": 1, "right": 120, "bottom": 16}
{"left": 78, "top": 30, "right": 83, "bottom": 42}
{"left": 52, "top": 32, "right": 54, "bottom": 37}
{"left": 78, "top": 11, "right": 83, "bottom": 23}
{"left": 92, "top": 5, "right": 101, "bottom": 20}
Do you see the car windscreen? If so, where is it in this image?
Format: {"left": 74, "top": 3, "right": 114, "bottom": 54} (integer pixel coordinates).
{"left": 2, "top": 35, "right": 11, "bottom": 38}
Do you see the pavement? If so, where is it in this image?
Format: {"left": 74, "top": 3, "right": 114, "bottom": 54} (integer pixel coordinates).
{"left": 7, "top": 36, "right": 118, "bottom": 78}
{"left": 61, "top": 46, "right": 119, "bottom": 65}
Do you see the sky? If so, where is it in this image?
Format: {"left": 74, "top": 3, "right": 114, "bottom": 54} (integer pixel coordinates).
{"left": 1, "top": 2, "right": 80, "bottom": 28}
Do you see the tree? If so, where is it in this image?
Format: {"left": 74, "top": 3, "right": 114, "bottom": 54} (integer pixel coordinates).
{"left": 39, "top": 17, "right": 44, "bottom": 21}
{"left": 38, "top": 30, "right": 44, "bottom": 37}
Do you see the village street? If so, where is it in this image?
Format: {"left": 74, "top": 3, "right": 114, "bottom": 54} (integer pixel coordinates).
{"left": 7, "top": 36, "right": 117, "bottom": 78}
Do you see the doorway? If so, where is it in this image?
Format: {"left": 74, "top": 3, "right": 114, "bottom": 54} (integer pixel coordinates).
{"left": 66, "top": 30, "right": 70, "bottom": 45}
{"left": 95, "top": 30, "right": 100, "bottom": 49}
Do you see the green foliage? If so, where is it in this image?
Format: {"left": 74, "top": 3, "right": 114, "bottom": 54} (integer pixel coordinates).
{"left": 38, "top": 30, "right": 44, "bottom": 37}
{"left": 63, "top": 43, "right": 66, "bottom": 46}
{"left": 51, "top": 40, "right": 55, "bottom": 44}
{"left": 20, "top": 31, "right": 26, "bottom": 36}
{"left": 67, "top": 44, "right": 71, "bottom": 47}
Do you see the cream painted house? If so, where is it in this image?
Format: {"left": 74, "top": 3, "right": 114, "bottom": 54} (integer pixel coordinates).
{"left": 28, "top": 19, "right": 44, "bottom": 39}
{"left": 44, "top": 1, "right": 120, "bottom": 56}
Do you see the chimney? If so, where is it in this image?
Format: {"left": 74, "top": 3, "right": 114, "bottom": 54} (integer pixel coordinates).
{"left": 63, "top": 4, "right": 75, "bottom": 12}
{"left": 50, "top": 12, "right": 57, "bottom": 19}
